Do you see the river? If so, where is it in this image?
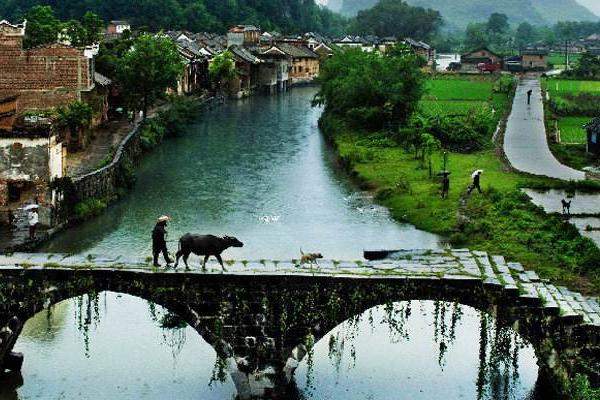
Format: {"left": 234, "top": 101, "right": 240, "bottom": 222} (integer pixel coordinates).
{"left": 43, "top": 87, "right": 440, "bottom": 260}
{"left": 3, "top": 87, "right": 553, "bottom": 399}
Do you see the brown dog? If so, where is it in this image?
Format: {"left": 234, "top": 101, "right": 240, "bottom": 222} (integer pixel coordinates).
{"left": 300, "top": 249, "right": 323, "bottom": 265}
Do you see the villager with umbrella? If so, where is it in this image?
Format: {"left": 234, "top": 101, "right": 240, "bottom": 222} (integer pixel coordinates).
{"left": 152, "top": 215, "right": 173, "bottom": 267}
{"left": 527, "top": 89, "right": 533, "bottom": 105}
{"left": 24, "top": 204, "right": 39, "bottom": 240}
{"left": 468, "top": 170, "right": 483, "bottom": 195}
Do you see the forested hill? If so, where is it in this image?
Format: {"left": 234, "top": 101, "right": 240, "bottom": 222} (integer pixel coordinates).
{"left": 339, "top": 0, "right": 598, "bottom": 28}
{"left": 0, "top": 0, "right": 346, "bottom": 35}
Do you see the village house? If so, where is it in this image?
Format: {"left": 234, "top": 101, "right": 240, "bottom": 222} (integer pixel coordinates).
{"left": 228, "top": 45, "right": 262, "bottom": 98}
{"left": 521, "top": 48, "right": 549, "bottom": 71}
{"left": 106, "top": 20, "right": 131, "bottom": 37}
{"left": 257, "top": 46, "right": 290, "bottom": 94}
{"left": 313, "top": 42, "right": 334, "bottom": 61}
{"left": 273, "top": 43, "right": 319, "bottom": 85}
{"left": 403, "top": 38, "right": 434, "bottom": 65}
{"left": 378, "top": 36, "right": 397, "bottom": 53}
{"left": 227, "top": 25, "right": 261, "bottom": 48}
{"left": 461, "top": 48, "right": 502, "bottom": 72}
{"left": 0, "top": 19, "right": 97, "bottom": 215}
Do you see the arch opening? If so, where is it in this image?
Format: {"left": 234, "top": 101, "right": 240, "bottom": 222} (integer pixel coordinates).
{"left": 0, "top": 291, "right": 238, "bottom": 400}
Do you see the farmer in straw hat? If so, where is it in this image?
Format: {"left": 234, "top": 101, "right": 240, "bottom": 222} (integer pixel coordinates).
{"left": 152, "top": 215, "right": 173, "bottom": 267}
{"left": 468, "top": 170, "right": 483, "bottom": 195}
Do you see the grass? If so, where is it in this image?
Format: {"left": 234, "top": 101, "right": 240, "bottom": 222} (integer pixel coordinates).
{"left": 425, "top": 78, "right": 493, "bottom": 101}
{"left": 548, "top": 52, "right": 581, "bottom": 69}
{"left": 544, "top": 79, "right": 600, "bottom": 97}
{"left": 419, "top": 100, "right": 489, "bottom": 116}
{"left": 321, "top": 74, "right": 600, "bottom": 294}
{"left": 329, "top": 118, "right": 600, "bottom": 293}
{"left": 558, "top": 117, "right": 589, "bottom": 144}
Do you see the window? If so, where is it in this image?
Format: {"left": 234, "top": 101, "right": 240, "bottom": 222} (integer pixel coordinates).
{"left": 592, "top": 132, "right": 598, "bottom": 144}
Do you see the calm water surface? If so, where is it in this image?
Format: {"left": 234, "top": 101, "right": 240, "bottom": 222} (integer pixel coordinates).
{"left": 11, "top": 88, "right": 551, "bottom": 399}
{"left": 2, "top": 294, "right": 549, "bottom": 400}
{"left": 43, "top": 86, "right": 440, "bottom": 260}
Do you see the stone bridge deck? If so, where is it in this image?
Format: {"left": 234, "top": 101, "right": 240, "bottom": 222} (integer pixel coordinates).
{"left": 1, "top": 249, "right": 599, "bottom": 328}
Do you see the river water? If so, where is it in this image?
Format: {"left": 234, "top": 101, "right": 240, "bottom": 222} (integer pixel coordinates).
{"left": 4, "top": 87, "right": 553, "bottom": 399}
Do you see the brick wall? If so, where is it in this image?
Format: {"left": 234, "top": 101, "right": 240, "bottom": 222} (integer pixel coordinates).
{"left": 0, "top": 33, "right": 92, "bottom": 114}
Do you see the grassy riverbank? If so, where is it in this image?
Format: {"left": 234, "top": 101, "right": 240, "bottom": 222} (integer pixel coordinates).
{"left": 321, "top": 112, "right": 600, "bottom": 294}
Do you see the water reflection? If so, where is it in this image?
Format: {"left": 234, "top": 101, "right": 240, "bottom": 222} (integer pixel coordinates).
{"left": 296, "top": 301, "right": 547, "bottom": 400}
{"left": 2, "top": 293, "right": 553, "bottom": 400}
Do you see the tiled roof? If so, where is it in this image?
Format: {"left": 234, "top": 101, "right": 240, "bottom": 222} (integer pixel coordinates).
{"left": 274, "top": 42, "right": 318, "bottom": 58}
{"left": 229, "top": 45, "right": 261, "bottom": 64}
{"left": 94, "top": 72, "right": 112, "bottom": 86}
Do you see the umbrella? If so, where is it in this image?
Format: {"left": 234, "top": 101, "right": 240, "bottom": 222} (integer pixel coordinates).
{"left": 22, "top": 204, "right": 39, "bottom": 211}
{"left": 471, "top": 170, "right": 483, "bottom": 178}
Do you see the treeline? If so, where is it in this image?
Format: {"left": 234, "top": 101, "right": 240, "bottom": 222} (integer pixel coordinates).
{"left": 0, "top": 0, "right": 445, "bottom": 42}
{"left": 348, "top": 0, "right": 442, "bottom": 40}
{"left": 449, "top": 14, "right": 600, "bottom": 54}
{"left": 0, "top": 0, "right": 347, "bottom": 36}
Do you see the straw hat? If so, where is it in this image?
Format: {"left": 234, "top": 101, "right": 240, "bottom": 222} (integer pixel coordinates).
{"left": 157, "top": 215, "right": 170, "bottom": 222}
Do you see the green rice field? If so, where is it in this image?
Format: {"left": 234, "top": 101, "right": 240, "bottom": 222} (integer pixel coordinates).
{"left": 544, "top": 79, "right": 600, "bottom": 97}
{"left": 425, "top": 78, "right": 493, "bottom": 101}
{"left": 419, "top": 100, "right": 490, "bottom": 116}
{"left": 548, "top": 52, "right": 581, "bottom": 69}
{"left": 421, "top": 76, "right": 511, "bottom": 122}
{"left": 557, "top": 116, "right": 589, "bottom": 144}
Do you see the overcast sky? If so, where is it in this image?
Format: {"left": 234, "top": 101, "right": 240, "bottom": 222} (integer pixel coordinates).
{"left": 576, "top": 0, "right": 600, "bottom": 16}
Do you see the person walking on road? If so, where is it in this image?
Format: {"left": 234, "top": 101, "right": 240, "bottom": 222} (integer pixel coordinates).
{"left": 152, "top": 215, "right": 173, "bottom": 267}
{"left": 468, "top": 170, "right": 483, "bottom": 195}
{"left": 527, "top": 89, "right": 533, "bottom": 105}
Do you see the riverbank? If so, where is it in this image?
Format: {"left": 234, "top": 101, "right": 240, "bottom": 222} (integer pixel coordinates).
{"left": 320, "top": 112, "right": 600, "bottom": 295}
{"left": 1, "top": 95, "right": 219, "bottom": 254}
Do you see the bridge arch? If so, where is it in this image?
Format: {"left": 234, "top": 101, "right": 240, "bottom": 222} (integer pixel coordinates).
{"left": 1, "top": 266, "right": 599, "bottom": 399}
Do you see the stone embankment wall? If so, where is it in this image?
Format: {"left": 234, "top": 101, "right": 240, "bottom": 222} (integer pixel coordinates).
{"left": 71, "top": 123, "right": 141, "bottom": 201}
{"left": 72, "top": 96, "right": 217, "bottom": 202}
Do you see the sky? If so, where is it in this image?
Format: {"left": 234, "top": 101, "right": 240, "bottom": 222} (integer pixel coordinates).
{"left": 575, "top": 0, "right": 600, "bottom": 16}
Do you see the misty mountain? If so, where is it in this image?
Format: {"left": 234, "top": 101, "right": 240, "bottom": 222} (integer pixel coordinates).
{"left": 337, "top": 0, "right": 599, "bottom": 28}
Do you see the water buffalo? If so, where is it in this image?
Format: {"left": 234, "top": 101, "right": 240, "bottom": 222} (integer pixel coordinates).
{"left": 174, "top": 234, "right": 244, "bottom": 271}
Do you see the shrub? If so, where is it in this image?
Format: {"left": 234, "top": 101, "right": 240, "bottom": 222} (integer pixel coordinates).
{"left": 74, "top": 198, "right": 107, "bottom": 220}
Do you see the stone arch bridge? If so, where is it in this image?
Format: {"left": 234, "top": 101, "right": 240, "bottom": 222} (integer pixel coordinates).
{"left": 0, "top": 249, "right": 598, "bottom": 399}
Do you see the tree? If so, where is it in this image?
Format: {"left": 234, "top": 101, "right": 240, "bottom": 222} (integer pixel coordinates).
{"left": 80, "top": 12, "right": 104, "bottom": 45}
{"left": 208, "top": 50, "right": 237, "bottom": 93}
{"left": 350, "top": 0, "right": 442, "bottom": 41}
{"left": 314, "top": 47, "right": 426, "bottom": 131}
{"left": 56, "top": 101, "right": 93, "bottom": 147}
{"left": 487, "top": 13, "right": 509, "bottom": 35}
{"left": 464, "top": 23, "right": 489, "bottom": 50}
{"left": 116, "top": 33, "right": 184, "bottom": 118}
{"left": 23, "top": 5, "right": 61, "bottom": 48}
{"left": 515, "top": 22, "right": 536, "bottom": 50}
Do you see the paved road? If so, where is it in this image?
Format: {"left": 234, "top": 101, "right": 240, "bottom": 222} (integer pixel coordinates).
{"left": 504, "top": 78, "right": 586, "bottom": 181}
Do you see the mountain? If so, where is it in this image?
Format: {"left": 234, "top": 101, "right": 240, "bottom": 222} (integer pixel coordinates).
{"left": 338, "top": 0, "right": 599, "bottom": 28}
